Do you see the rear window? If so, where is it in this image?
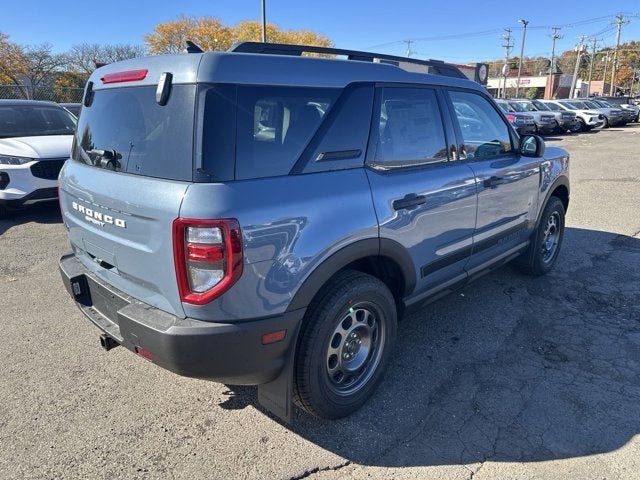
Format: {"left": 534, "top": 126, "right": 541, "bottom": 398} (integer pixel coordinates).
{"left": 72, "top": 85, "right": 196, "bottom": 181}
{"left": 234, "top": 86, "right": 340, "bottom": 180}
{"left": 0, "top": 105, "right": 76, "bottom": 139}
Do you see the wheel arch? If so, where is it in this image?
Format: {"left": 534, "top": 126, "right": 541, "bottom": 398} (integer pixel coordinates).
{"left": 286, "top": 238, "right": 416, "bottom": 313}
{"left": 536, "top": 175, "right": 569, "bottom": 229}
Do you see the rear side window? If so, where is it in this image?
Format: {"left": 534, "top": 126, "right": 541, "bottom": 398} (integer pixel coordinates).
{"left": 369, "top": 87, "right": 448, "bottom": 169}
{"left": 449, "top": 91, "right": 512, "bottom": 160}
{"left": 235, "top": 86, "right": 339, "bottom": 180}
{"left": 73, "top": 85, "right": 196, "bottom": 181}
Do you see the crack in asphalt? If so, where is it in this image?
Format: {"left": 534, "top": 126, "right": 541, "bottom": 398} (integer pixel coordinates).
{"left": 285, "top": 461, "right": 352, "bottom": 480}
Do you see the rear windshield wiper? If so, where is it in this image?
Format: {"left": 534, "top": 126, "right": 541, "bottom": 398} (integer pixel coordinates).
{"left": 79, "top": 147, "right": 122, "bottom": 171}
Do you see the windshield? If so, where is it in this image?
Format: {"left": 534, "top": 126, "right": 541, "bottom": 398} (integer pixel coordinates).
{"left": 597, "top": 100, "right": 613, "bottom": 107}
{"left": 0, "top": 105, "right": 77, "bottom": 139}
{"left": 509, "top": 102, "right": 526, "bottom": 112}
{"left": 497, "top": 103, "right": 509, "bottom": 113}
{"left": 583, "top": 101, "right": 599, "bottom": 109}
{"left": 516, "top": 102, "right": 537, "bottom": 112}
{"left": 72, "top": 85, "right": 196, "bottom": 181}
{"left": 532, "top": 101, "right": 550, "bottom": 111}
{"left": 545, "top": 102, "right": 563, "bottom": 111}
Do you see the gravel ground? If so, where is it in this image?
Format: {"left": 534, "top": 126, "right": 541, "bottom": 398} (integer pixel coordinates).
{"left": 1, "top": 125, "right": 639, "bottom": 480}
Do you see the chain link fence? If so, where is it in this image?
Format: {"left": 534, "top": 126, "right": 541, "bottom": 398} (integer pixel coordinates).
{"left": 0, "top": 85, "right": 84, "bottom": 103}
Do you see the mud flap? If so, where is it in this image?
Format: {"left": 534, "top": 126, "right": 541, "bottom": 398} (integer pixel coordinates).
{"left": 257, "top": 321, "right": 302, "bottom": 423}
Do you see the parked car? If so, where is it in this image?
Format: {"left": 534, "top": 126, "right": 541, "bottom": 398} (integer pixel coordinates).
{"left": 596, "top": 96, "right": 639, "bottom": 122}
{"left": 59, "top": 102, "right": 81, "bottom": 118}
{"left": 576, "top": 98, "right": 625, "bottom": 127}
{"left": 0, "top": 100, "right": 76, "bottom": 217}
{"left": 494, "top": 99, "right": 536, "bottom": 134}
{"left": 541, "top": 100, "right": 603, "bottom": 131}
{"left": 508, "top": 99, "right": 556, "bottom": 134}
{"left": 590, "top": 99, "right": 635, "bottom": 124}
{"left": 58, "top": 42, "right": 570, "bottom": 421}
{"left": 529, "top": 99, "right": 580, "bottom": 133}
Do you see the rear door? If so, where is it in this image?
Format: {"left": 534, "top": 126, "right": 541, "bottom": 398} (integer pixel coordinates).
{"left": 59, "top": 83, "right": 197, "bottom": 317}
{"left": 445, "top": 89, "right": 540, "bottom": 275}
{"left": 365, "top": 85, "right": 478, "bottom": 300}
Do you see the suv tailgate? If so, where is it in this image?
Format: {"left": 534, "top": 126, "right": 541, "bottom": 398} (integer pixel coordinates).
{"left": 60, "top": 161, "right": 188, "bottom": 317}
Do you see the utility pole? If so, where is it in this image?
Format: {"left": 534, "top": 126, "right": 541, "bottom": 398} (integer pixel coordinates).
{"left": 610, "top": 14, "right": 628, "bottom": 96}
{"left": 587, "top": 38, "right": 599, "bottom": 96}
{"left": 569, "top": 36, "right": 586, "bottom": 99}
{"left": 549, "top": 27, "right": 562, "bottom": 76}
{"left": 602, "top": 52, "right": 611, "bottom": 95}
{"left": 403, "top": 40, "right": 414, "bottom": 58}
{"left": 261, "top": 0, "right": 267, "bottom": 42}
{"left": 515, "top": 19, "right": 529, "bottom": 98}
{"left": 548, "top": 27, "right": 563, "bottom": 99}
{"left": 501, "top": 28, "right": 513, "bottom": 98}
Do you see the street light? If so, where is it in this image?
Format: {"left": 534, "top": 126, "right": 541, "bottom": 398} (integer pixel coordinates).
{"left": 515, "top": 19, "right": 529, "bottom": 98}
{"left": 261, "top": 0, "right": 267, "bottom": 43}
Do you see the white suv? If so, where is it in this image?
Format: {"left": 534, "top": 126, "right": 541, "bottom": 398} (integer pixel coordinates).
{"left": 0, "top": 100, "right": 76, "bottom": 216}
{"left": 540, "top": 100, "right": 603, "bottom": 132}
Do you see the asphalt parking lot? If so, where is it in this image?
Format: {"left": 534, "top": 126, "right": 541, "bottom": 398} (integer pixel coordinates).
{"left": 1, "top": 125, "right": 639, "bottom": 480}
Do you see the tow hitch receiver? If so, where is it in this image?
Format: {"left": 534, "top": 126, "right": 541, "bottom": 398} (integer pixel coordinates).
{"left": 99, "top": 334, "right": 119, "bottom": 351}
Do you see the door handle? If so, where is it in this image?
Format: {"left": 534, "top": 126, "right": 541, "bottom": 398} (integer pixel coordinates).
{"left": 483, "top": 176, "right": 505, "bottom": 189}
{"left": 393, "top": 194, "right": 426, "bottom": 211}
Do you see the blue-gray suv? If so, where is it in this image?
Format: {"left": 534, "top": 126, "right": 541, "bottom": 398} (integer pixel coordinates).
{"left": 58, "top": 43, "right": 570, "bottom": 421}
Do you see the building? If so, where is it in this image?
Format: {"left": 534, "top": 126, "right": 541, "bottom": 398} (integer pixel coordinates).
{"left": 487, "top": 73, "right": 590, "bottom": 99}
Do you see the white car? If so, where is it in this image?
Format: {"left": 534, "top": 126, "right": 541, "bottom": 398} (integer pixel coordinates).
{"left": 540, "top": 100, "right": 603, "bottom": 132}
{"left": 0, "top": 100, "right": 76, "bottom": 216}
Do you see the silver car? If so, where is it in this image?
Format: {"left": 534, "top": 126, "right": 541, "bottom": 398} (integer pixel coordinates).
{"left": 530, "top": 100, "right": 579, "bottom": 133}
{"left": 509, "top": 100, "right": 556, "bottom": 134}
{"left": 577, "top": 99, "right": 625, "bottom": 127}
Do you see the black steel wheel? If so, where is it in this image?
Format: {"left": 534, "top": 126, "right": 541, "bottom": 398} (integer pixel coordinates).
{"left": 293, "top": 270, "right": 397, "bottom": 419}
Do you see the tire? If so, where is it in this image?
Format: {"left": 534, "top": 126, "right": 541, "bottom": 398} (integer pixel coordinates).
{"left": 293, "top": 270, "right": 397, "bottom": 419}
{"left": 578, "top": 119, "right": 588, "bottom": 132}
{"left": 0, "top": 205, "right": 9, "bottom": 220}
{"left": 516, "top": 196, "right": 565, "bottom": 276}
{"left": 602, "top": 116, "right": 610, "bottom": 128}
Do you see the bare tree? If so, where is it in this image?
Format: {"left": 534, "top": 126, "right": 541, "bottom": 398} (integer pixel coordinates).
{"left": 0, "top": 35, "right": 67, "bottom": 98}
{"left": 66, "top": 43, "right": 146, "bottom": 75}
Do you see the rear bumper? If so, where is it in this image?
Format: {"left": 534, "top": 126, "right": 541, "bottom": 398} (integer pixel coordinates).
{"left": 59, "top": 252, "right": 304, "bottom": 385}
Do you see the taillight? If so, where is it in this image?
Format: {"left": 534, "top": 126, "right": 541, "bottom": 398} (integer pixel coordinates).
{"left": 506, "top": 114, "right": 516, "bottom": 123}
{"left": 173, "top": 218, "right": 243, "bottom": 305}
{"left": 101, "top": 69, "right": 148, "bottom": 84}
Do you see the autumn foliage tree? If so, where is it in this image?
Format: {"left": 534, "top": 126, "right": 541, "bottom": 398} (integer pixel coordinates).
{"left": 144, "top": 16, "right": 332, "bottom": 54}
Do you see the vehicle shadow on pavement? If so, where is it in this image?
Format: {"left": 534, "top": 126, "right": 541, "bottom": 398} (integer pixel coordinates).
{"left": 224, "top": 226, "right": 640, "bottom": 467}
{"left": 0, "top": 202, "right": 61, "bottom": 236}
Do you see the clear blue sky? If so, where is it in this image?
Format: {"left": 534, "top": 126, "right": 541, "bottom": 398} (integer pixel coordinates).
{"left": 2, "top": 0, "right": 639, "bottom": 63}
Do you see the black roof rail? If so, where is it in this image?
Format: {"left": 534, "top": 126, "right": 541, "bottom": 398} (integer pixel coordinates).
{"left": 228, "top": 42, "right": 467, "bottom": 79}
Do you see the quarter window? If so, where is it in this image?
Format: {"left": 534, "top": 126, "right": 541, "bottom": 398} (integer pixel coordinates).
{"left": 449, "top": 91, "right": 512, "bottom": 160}
{"left": 235, "top": 86, "right": 339, "bottom": 180}
{"left": 370, "top": 87, "right": 448, "bottom": 168}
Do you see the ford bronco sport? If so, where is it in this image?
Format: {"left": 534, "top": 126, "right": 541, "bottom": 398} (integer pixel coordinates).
{"left": 59, "top": 42, "right": 569, "bottom": 421}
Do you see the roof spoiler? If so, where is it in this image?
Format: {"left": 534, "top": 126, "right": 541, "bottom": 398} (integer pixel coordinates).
{"left": 228, "top": 41, "right": 468, "bottom": 80}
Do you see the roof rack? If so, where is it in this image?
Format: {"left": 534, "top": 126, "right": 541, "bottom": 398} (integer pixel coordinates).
{"left": 228, "top": 42, "right": 467, "bottom": 79}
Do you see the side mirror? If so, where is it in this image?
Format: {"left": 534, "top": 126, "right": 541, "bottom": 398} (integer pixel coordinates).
{"left": 519, "top": 134, "right": 545, "bottom": 158}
